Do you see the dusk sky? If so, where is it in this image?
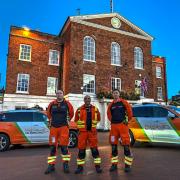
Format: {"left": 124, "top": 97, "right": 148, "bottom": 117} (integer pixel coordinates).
{"left": 0, "top": 0, "right": 179, "bottom": 98}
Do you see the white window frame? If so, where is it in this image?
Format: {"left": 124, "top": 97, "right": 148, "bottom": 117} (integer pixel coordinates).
{"left": 83, "top": 74, "right": 95, "bottom": 94}
{"left": 157, "top": 87, "right": 163, "bottom": 100}
{"left": 48, "top": 50, "right": 60, "bottom": 66}
{"left": 16, "top": 73, "right": 30, "bottom": 94}
{"left": 47, "top": 77, "right": 58, "bottom": 96}
{"left": 111, "top": 42, "right": 121, "bottom": 66}
{"left": 134, "top": 47, "right": 143, "bottom": 69}
{"left": 83, "top": 36, "right": 96, "bottom": 62}
{"left": 135, "top": 80, "right": 144, "bottom": 97}
{"left": 19, "top": 44, "right": 32, "bottom": 62}
{"left": 156, "top": 66, "right": 162, "bottom": 78}
{"left": 111, "top": 77, "right": 121, "bottom": 91}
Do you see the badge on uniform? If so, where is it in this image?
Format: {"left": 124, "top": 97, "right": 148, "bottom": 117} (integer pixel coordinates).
{"left": 111, "top": 136, "right": 115, "bottom": 142}
{"left": 51, "top": 136, "right": 55, "bottom": 143}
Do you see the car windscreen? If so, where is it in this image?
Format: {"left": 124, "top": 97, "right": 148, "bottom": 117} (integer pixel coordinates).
{"left": 1, "top": 112, "right": 33, "bottom": 122}
{"left": 132, "top": 106, "right": 154, "bottom": 117}
{"left": 33, "top": 112, "right": 48, "bottom": 122}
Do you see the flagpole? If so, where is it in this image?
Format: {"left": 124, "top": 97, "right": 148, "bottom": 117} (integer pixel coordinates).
{"left": 110, "top": 0, "right": 114, "bottom": 13}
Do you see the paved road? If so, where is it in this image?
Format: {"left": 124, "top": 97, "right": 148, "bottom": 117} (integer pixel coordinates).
{"left": 0, "top": 132, "right": 180, "bottom": 180}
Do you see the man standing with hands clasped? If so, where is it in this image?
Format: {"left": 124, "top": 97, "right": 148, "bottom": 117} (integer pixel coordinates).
{"left": 74, "top": 95, "right": 102, "bottom": 174}
{"left": 107, "top": 89, "right": 133, "bottom": 172}
{"left": 45, "top": 90, "right": 74, "bottom": 174}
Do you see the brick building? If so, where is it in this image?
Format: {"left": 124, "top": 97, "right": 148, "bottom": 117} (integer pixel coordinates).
{"left": 3, "top": 13, "right": 167, "bottom": 115}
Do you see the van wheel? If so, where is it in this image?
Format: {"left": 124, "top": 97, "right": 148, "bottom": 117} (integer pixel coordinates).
{"left": 69, "top": 131, "right": 78, "bottom": 148}
{"left": 129, "top": 131, "right": 135, "bottom": 146}
{"left": 0, "top": 134, "right": 10, "bottom": 152}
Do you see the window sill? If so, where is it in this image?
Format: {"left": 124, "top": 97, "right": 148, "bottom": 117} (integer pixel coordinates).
{"left": 83, "top": 59, "right": 96, "bottom": 63}
{"left": 48, "top": 63, "right": 59, "bottom": 66}
{"left": 83, "top": 92, "right": 96, "bottom": 95}
{"left": 135, "top": 67, "right": 144, "bottom": 70}
{"left": 111, "top": 64, "right": 122, "bottom": 67}
{"left": 156, "top": 77, "right": 163, "bottom": 79}
{"left": 16, "top": 91, "right": 29, "bottom": 94}
{"left": 18, "top": 59, "right": 31, "bottom": 62}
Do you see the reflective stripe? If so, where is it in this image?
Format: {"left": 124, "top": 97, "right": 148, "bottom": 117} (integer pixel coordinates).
{"left": 111, "top": 156, "right": 118, "bottom": 163}
{"left": 125, "top": 156, "right": 133, "bottom": 162}
{"left": 92, "top": 107, "right": 98, "bottom": 128}
{"left": 61, "top": 154, "right": 71, "bottom": 158}
{"left": 63, "top": 158, "right": 70, "bottom": 161}
{"left": 77, "top": 159, "right": 85, "bottom": 165}
{"left": 124, "top": 156, "right": 133, "bottom": 166}
{"left": 94, "top": 107, "right": 98, "bottom": 121}
{"left": 124, "top": 160, "right": 132, "bottom": 165}
{"left": 48, "top": 159, "right": 56, "bottom": 163}
{"left": 77, "top": 125, "right": 85, "bottom": 128}
{"left": 61, "top": 154, "right": 71, "bottom": 161}
{"left": 47, "top": 156, "right": 57, "bottom": 160}
{"left": 94, "top": 157, "right": 101, "bottom": 164}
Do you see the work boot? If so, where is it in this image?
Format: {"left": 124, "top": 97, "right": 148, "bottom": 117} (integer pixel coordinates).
{"left": 44, "top": 164, "right": 55, "bottom": 174}
{"left": 63, "top": 162, "right": 70, "bottom": 173}
{"left": 109, "top": 164, "right": 117, "bottom": 172}
{"left": 124, "top": 164, "right": 131, "bottom": 173}
{"left": 95, "top": 165, "right": 102, "bottom": 173}
{"left": 74, "top": 165, "right": 83, "bottom": 174}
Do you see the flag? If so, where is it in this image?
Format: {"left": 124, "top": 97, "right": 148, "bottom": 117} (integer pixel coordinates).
{"left": 140, "top": 77, "right": 148, "bottom": 93}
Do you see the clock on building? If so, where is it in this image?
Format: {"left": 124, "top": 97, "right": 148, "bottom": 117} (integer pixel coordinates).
{"left": 111, "top": 17, "right": 121, "bottom": 29}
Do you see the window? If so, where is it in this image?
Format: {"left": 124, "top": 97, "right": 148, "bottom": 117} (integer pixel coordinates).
{"left": 157, "top": 87, "right": 163, "bottom": 100}
{"left": 1, "top": 112, "right": 33, "bottom": 122}
{"left": 111, "top": 77, "right": 121, "bottom": 91}
{"left": 49, "top": 50, "right": 59, "bottom": 65}
{"left": 83, "top": 36, "right": 95, "bottom": 62}
{"left": 134, "top": 47, "right": 143, "bottom": 69}
{"left": 156, "top": 66, "right": 162, "bottom": 78}
{"left": 83, "top": 74, "right": 95, "bottom": 94}
{"left": 111, "top": 42, "right": 121, "bottom": 65}
{"left": 16, "top": 74, "right": 30, "bottom": 93}
{"left": 19, "top": 44, "right": 31, "bottom": 61}
{"left": 132, "top": 106, "right": 154, "bottom": 117}
{"left": 47, "top": 77, "right": 58, "bottom": 95}
{"left": 15, "top": 106, "right": 28, "bottom": 110}
{"left": 34, "top": 112, "right": 48, "bottom": 122}
{"left": 153, "top": 107, "right": 168, "bottom": 117}
{"left": 135, "top": 80, "right": 144, "bottom": 97}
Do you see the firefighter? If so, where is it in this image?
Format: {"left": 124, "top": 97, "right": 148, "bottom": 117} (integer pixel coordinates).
{"left": 44, "top": 90, "right": 74, "bottom": 174}
{"left": 107, "top": 89, "right": 133, "bottom": 172}
{"left": 74, "top": 95, "right": 102, "bottom": 174}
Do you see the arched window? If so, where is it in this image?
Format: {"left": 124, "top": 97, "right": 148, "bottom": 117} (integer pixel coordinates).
{"left": 134, "top": 47, "right": 143, "bottom": 69}
{"left": 83, "top": 36, "right": 95, "bottom": 61}
{"left": 111, "top": 42, "right": 121, "bottom": 65}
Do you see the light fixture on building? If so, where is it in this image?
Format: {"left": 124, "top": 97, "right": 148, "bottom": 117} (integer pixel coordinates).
{"left": 22, "top": 26, "right": 30, "bottom": 36}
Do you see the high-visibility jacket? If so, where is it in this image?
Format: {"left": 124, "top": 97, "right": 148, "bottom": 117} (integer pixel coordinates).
{"left": 74, "top": 105, "right": 100, "bottom": 132}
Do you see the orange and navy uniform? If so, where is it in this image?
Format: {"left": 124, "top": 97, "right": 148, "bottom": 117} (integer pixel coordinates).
{"left": 107, "top": 98, "right": 133, "bottom": 167}
{"left": 46, "top": 99, "right": 74, "bottom": 165}
{"left": 74, "top": 104, "right": 101, "bottom": 166}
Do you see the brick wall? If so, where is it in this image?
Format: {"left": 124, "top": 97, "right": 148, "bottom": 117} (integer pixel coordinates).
{"left": 6, "top": 26, "right": 61, "bottom": 96}
{"left": 152, "top": 56, "right": 167, "bottom": 102}
{"left": 65, "top": 21, "right": 154, "bottom": 98}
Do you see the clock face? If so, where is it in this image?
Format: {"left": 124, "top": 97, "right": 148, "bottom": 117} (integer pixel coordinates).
{"left": 111, "top": 17, "right": 121, "bottom": 29}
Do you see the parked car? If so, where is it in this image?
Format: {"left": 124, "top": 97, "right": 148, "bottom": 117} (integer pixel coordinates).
{"left": 128, "top": 104, "right": 180, "bottom": 146}
{"left": 167, "top": 105, "right": 180, "bottom": 114}
{"left": 0, "top": 110, "right": 78, "bottom": 151}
